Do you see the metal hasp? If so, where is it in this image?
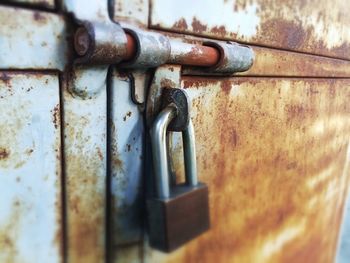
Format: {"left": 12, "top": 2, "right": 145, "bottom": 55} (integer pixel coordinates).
{"left": 73, "top": 23, "right": 254, "bottom": 73}
{"left": 148, "top": 90, "right": 210, "bottom": 252}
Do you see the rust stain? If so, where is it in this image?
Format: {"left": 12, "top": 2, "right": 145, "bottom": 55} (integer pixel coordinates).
{"left": 0, "top": 73, "right": 11, "bottom": 84}
{"left": 241, "top": 45, "right": 350, "bottom": 77}
{"left": 259, "top": 19, "right": 308, "bottom": 49}
{"left": 220, "top": 79, "right": 232, "bottom": 95}
{"left": 51, "top": 104, "right": 60, "bottom": 129}
{"left": 160, "top": 79, "right": 176, "bottom": 89}
{"left": 33, "top": 11, "right": 47, "bottom": 22}
{"left": 210, "top": 26, "right": 227, "bottom": 37}
{"left": 0, "top": 147, "right": 9, "bottom": 160}
{"left": 0, "top": 200, "right": 23, "bottom": 262}
{"left": 173, "top": 18, "right": 188, "bottom": 30}
{"left": 158, "top": 0, "right": 350, "bottom": 59}
{"left": 191, "top": 17, "right": 207, "bottom": 33}
{"left": 96, "top": 147, "right": 103, "bottom": 161}
{"left": 123, "top": 111, "right": 132, "bottom": 121}
{"left": 113, "top": 155, "right": 124, "bottom": 173}
{"left": 111, "top": 125, "right": 125, "bottom": 173}
{"left": 154, "top": 77, "right": 350, "bottom": 263}
{"left": 63, "top": 98, "right": 106, "bottom": 263}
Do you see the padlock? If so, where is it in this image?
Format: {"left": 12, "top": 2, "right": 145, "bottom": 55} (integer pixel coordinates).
{"left": 147, "top": 103, "right": 210, "bottom": 252}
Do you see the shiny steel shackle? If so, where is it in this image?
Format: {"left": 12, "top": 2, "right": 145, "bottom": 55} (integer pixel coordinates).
{"left": 151, "top": 104, "right": 198, "bottom": 199}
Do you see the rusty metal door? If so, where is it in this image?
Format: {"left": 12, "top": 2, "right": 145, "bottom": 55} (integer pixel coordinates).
{"left": 0, "top": 1, "right": 350, "bottom": 263}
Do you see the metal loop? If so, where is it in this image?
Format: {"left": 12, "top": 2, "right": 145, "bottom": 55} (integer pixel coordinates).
{"left": 151, "top": 104, "right": 177, "bottom": 199}
{"left": 151, "top": 104, "right": 198, "bottom": 199}
{"left": 182, "top": 120, "right": 198, "bottom": 187}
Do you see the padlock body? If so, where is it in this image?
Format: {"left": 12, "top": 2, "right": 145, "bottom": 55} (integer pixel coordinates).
{"left": 147, "top": 183, "right": 210, "bottom": 252}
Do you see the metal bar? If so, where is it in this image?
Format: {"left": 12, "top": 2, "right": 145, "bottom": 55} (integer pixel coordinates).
{"left": 151, "top": 105, "right": 177, "bottom": 199}
{"left": 125, "top": 33, "right": 220, "bottom": 67}
{"left": 182, "top": 120, "right": 198, "bottom": 186}
{"left": 168, "top": 40, "right": 220, "bottom": 67}
{"left": 74, "top": 30, "right": 220, "bottom": 67}
{"left": 125, "top": 33, "right": 137, "bottom": 61}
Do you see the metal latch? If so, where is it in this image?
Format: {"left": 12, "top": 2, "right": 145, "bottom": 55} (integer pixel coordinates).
{"left": 64, "top": 0, "right": 255, "bottom": 252}
{"left": 73, "top": 22, "right": 255, "bottom": 73}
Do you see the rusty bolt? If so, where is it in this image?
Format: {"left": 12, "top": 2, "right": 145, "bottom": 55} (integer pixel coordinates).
{"left": 74, "top": 27, "right": 91, "bottom": 56}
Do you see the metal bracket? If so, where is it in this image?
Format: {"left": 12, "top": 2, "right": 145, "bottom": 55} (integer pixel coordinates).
{"left": 203, "top": 40, "right": 255, "bottom": 73}
{"left": 145, "top": 65, "right": 182, "bottom": 128}
{"left": 161, "top": 88, "right": 190, "bottom": 132}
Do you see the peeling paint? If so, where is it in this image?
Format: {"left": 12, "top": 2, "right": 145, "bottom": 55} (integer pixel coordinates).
{"left": 110, "top": 70, "right": 144, "bottom": 247}
{"left": 63, "top": 71, "right": 107, "bottom": 263}
{"left": 151, "top": 0, "right": 350, "bottom": 59}
{"left": 0, "top": 6, "right": 68, "bottom": 70}
{"left": 0, "top": 72, "right": 62, "bottom": 263}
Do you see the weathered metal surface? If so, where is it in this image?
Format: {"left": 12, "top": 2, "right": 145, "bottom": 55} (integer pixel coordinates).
{"left": 0, "top": 6, "right": 68, "bottom": 70}
{"left": 5, "top": 0, "right": 55, "bottom": 9}
{"left": 121, "top": 29, "right": 170, "bottom": 68}
{"left": 73, "top": 22, "right": 127, "bottom": 65}
{"left": 144, "top": 77, "right": 350, "bottom": 262}
{"left": 240, "top": 46, "right": 350, "bottom": 77}
{"left": 0, "top": 72, "right": 62, "bottom": 263}
{"left": 62, "top": 72, "right": 107, "bottom": 263}
{"left": 151, "top": 0, "right": 350, "bottom": 60}
{"left": 110, "top": 70, "right": 144, "bottom": 246}
{"left": 168, "top": 40, "right": 220, "bottom": 67}
{"left": 203, "top": 41, "right": 254, "bottom": 74}
{"left": 183, "top": 45, "right": 350, "bottom": 77}
{"left": 114, "top": 0, "right": 149, "bottom": 27}
{"left": 147, "top": 32, "right": 350, "bottom": 77}
{"left": 68, "top": 65, "right": 109, "bottom": 98}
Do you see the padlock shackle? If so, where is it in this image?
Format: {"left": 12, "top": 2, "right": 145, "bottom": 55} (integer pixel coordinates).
{"left": 151, "top": 104, "right": 177, "bottom": 199}
{"left": 183, "top": 120, "right": 198, "bottom": 187}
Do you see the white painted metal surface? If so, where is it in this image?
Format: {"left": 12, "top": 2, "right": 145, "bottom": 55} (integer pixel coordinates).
{"left": 0, "top": 6, "right": 67, "bottom": 70}
{"left": 63, "top": 71, "right": 107, "bottom": 263}
{"left": 110, "top": 70, "right": 144, "bottom": 246}
{"left": 114, "top": 0, "right": 149, "bottom": 27}
{"left": 0, "top": 73, "right": 62, "bottom": 263}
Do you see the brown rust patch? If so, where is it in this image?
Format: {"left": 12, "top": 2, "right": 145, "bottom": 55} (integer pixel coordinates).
{"left": 0, "top": 148, "right": 9, "bottom": 160}
{"left": 259, "top": 19, "right": 308, "bottom": 49}
{"left": 173, "top": 18, "right": 188, "bottom": 31}
{"left": 96, "top": 147, "right": 103, "bottom": 161}
{"left": 160, "top": 79, "right": 176, "bottom": 89}
{"left": 220, "top": 79, "right": 232, "bottom": 95}
{"left": 191, "top": 17, "right": 207, "bottom": 33}
{"left": 210, "top": 26, "right": 227, "bottom": 36}
{"left": 33, "top": 11, "right": 47, "bottom": 22}
{"left": 0, "top": 73, "right": 11, "bottom": 84}
{"left": 51, "top": 104, "right": 60, "bottom": 129}
{"left": 123, "top": 111, "right": 132, "bottom": 121}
